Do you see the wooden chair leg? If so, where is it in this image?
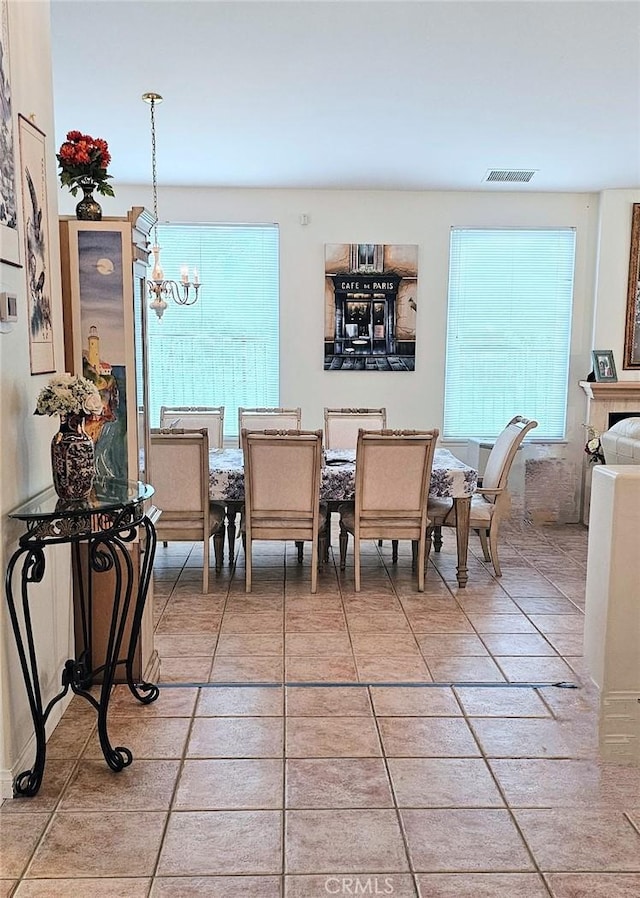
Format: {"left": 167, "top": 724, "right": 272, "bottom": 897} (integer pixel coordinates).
{"left": 478, "top": 528, "right": 492, "bottom": 562}
{"left": 411, "top": 539, "right": 418, "bottom": 571}
{"left": 213, "top": 526, "right": 225, "bottom": 573}
{"left": 488, "top": 524, "right": 502, "bottom": 577}
{"left": 339, "top": 524, "right": 349, "bottom": 570}
{"left": 245, "top": 535, "right": 252, "bottom": 592}
{"left": 311, "top": 535, "right": 318, "bottom": 593}
{"left": 354, "top": 534, "right": 361, "bottom": 592}
{"left": 296, "top": 541, "right": 304, "bottom": 563}
{"left": 163, "top": 541, "right": 168, "bottom": 548}
{"left": 392, "top": 539, "right": 399, "bottom": 563}
{"left": 203, "top": 536, "right": 210, "bottom": 595}
{"left": 433, "top": 525, "right": 443, "bottom": 552}
{"left": 417, "top": 535, "right": 426, "bottom": 592}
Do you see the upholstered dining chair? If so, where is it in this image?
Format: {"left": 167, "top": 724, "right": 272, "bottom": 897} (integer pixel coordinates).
{"left": 241, "top": 429, "right": 325, "bottom": 593}
{"left": 159, "top": 405, "right": 225, "bottom": 449}
{"left": 323, "top": 407, "right": 387, "bottom": 449}
{"left": 339, "top": 429, "right": 439, "bottom": 592}
{"left": 237, "top": 407, "right": 302, "bottom": 446}
{"left": 149, "top": 428, "right": 225, "bottom": 593}
{"left": 427, "top": 415, "right": 538, "bottom": 577}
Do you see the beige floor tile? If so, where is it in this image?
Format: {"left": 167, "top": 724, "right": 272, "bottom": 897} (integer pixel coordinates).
{"left": 490, "top": 759, "right": 640, "bottom": 809}
{"left": 188, "top": 717, "right": 284, "bottom": 757}
{"left": 371, "top": 686, "right": 459, "bottom": 717}
{"left": 225, "top": 595, "right": 284, "bottom": 611}
{"left": 285, "top": 809, "right": 409, "bottom": 873}
{"left": 527, "top": 614, "right": 585, "bottom": 635}
{"left": 109, "top": 685, "right": 199, "bottom": 717}
{"left": 454, "top": 685, "right": 550, "bottom": 717}
{"left": 158, "top": 810, "right": 282, "bottom": 875}
{"left": 285, "top": 686, "right": 372, "bottom": 717}
{"left": 417, "top": 634, "right": 489, "bottom": 657}
{"left": 378, "top": 716, "right": 480, "bottom": 757}
{"left": 545, "top": 633, "right": 585, "bottom": 656}
{"left": 151, "top": 876, "right": 282, "bottom": 897}
{"left": 465, "top": 613, "right": 538, "bottom": 634}
{"left": 427, "top": 657, "right": 505, "bottom": 682}
{"left": 284, "top": 633, "right": 352, "bottom": 655}
{"left": 197, "top": 685, "right": 283, "bottom": 716}
{"left": 175, "top": 759, "right": 283, "bottom": 809}
{"left": 416, "top": 873, "right": 549, "bottom": 897}
{"left": 286, "top": 716, "right": 382, "bottom": 757}
{"left": 155, "top": 634, "right": 219, "bottom": 657}
{"left": 215, "top": 633, "right": 284, "bottom": 655}
{"left": 481, "top": 633, "right": 557, "bottom": 656}
{"left": 342, "top": 594, "right": 405, "bottom": 612}
{"left": 545, "top": 873, "right": 640, "bottom": 897}
{"left": 0, "top": 883, "right": 14, "bottom": 898}
{"left": 471, "top": 718, "right": 580, "bottom": 758}
{"left": 27, "top": 811, "right": 167, "bottom": 877}
{"left": 45, "top": 715, "right": 96, "bottom": 759}
{"left": 285, "top": 656, "right": 358, "bottom": 682}
{"left": 405, "top": 611, "right": 475, "bottom": 634}
{"left": 286, "top": 874, "right": 416, "bottom": 897}
{"left": 389, "top": 758, "right": 504, "bottom": 808}
{"left": 401, "top": 809, "right": 533, "bottom": 872}
{"left": 356, "top": 655, "right": 431, "bottom": 682}
{"left": 219, "top": 611, "right": 283, "bottom": 634}
{"left": 156, "top": 612, "right": 222, "bottom": 635}
{"left": 82, "top": 717, "right": 190, "bottom": 759}
{"left": 514, "top": 809, "right": 640, "bottom": 871}
{"left": 159, "top": 658, "right": 213, "bottom": 683}
{"left": 350, "top": 632, "right": 422, "bottom": 655}
{"left": 0, "top": 814, "right": 50, "bottom": 878}
{"left": 15, "top": 880, "right": 150, "bottom": 897}
{"left": 0, "top": 762, "right": 75, "bottom": 814}
{"left": 284, "top": 611, "right": 347, "bottom": 633}
{"left": 286, "top": 758, "right": 393, "bottom": 808}
{"left": 209, "top": 655, "right": 284, "bottom": 683}
{"left": 495, "top": 656, "right": 577, "bottom": 683}
{"left": 344, "top": 612, "right": 412, "bottom": 634}
{"left": 513, "top": 596, "right": 581, "bottom": 614}
{"left": 59, "top": 760, "right": 179, "bottom": 811}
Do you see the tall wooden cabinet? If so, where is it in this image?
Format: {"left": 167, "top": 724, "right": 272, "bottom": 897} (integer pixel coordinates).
{"left": 59, "top": 208, "right": 159, "bottom": 683}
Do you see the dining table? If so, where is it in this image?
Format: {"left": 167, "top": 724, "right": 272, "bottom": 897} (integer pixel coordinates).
{"left": 209, "top": 447, "right": 478, "bottom": 587}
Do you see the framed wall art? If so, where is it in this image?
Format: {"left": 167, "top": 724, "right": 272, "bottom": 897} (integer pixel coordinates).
{"left": 623, "top": 202, "right": 640, "bottom": 369}
{"left": 324, "top": 243, "right": 418, "bottom": 371}
{"left": 19, "top": 114, "right": 55, "bottom": 373}
{"left": 60, "top": 220, "right": 137, "bottom": 482}
{"left": 0, "top": 0, "right": 20, "bottom": 267}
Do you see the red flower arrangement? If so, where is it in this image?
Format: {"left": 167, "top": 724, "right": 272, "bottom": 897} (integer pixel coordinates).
{"left": 56, "top": 130, "right": 115, "bottom": 197}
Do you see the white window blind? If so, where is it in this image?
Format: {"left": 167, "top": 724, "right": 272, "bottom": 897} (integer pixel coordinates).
{"left": 444, "top": 227, "right": 576, "bottom": 441}
{"left": 146, "top": 223, "right": 279, "bottom": 436}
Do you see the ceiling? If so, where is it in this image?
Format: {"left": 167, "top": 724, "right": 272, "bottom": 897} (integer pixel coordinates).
{"left": 49, "top": 0, "right": 640, "bottom": 193}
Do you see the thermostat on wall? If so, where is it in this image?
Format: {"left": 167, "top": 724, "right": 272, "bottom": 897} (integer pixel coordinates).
{"left": 0, "top": 292, "right": 18, "bottom": 323}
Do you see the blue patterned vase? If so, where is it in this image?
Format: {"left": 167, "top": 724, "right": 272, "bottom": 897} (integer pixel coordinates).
{"left": 51, "top": 414, "right": 95, "bottom": 501}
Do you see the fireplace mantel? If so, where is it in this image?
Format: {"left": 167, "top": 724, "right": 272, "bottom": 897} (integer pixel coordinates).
{"left": 579, "top": 381, "right": 640, "bottom": 402}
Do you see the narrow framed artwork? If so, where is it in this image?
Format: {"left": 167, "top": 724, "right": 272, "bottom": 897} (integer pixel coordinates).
{"left": 324, "top": 243, "right": 417, "bottom": 371}
{"left": 0, "top": 0, "right": 20, "bottom": 267}
{"left": 623, "top": 202, "right": 640, "bottom": 369}
{"left": 592, "top": 349, "right": 618, "bottom": 383}
{"left": 19, "top": 114, "right": 55, "bottom": 373}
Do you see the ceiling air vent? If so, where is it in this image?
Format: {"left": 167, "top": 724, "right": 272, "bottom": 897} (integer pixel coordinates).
{"left": 484, "top": 169, "right": 537, "bottom": 183}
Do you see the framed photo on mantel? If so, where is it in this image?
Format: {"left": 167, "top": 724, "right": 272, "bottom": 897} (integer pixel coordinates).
{"left": 592, "top": 349, "right": 618, "bottom": 383}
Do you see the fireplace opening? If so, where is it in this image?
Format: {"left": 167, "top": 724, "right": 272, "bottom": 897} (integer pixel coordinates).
{"left": 607, "top": 411, "right": 640, "bottom": 428}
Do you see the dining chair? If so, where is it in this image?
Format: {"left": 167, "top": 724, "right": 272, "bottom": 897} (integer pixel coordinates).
{"left": 149, "top": 427, "right": 225, "bottom": 593}
{"left": 427, "top": 415, "right": 538, "bottom": 577}
{"left": 241, "top": 428, "right": 325, "bottom": 593}
{"left": 339, "top": 429, "right": 439, "bottom": 592}
{"left": 159, "top": 405, "right": 225, "bottom": 449}
{"left": 237, "top": 407, "right": 302, "bottom": 446}
{"left": 323, "top": 407, "right": 387, "bottom": 449}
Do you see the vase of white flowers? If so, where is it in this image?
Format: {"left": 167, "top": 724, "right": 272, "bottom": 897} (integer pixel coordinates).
{"left": 35, "top": 374, "right": 103, "bottom": 500}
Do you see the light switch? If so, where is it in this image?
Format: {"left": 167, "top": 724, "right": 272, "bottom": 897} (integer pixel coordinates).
{"left": 0, "top": 292, "right": 18, "bottom": 323}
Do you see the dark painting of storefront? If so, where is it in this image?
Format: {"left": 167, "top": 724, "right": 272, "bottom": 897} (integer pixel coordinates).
{"left": 324, "top": 243, "right": 417, "bottom": 371}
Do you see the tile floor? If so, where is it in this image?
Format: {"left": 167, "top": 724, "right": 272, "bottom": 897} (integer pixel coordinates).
{"left": 2, "top": 524, "right": 640, "bottom": 897}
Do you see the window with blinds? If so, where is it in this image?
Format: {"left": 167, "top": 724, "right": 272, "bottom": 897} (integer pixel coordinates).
{"left": 146, "top": 223, "right": 279, "bottom": 437}
{"left": 444, "top": 227, "right": 576, "bottom": 441}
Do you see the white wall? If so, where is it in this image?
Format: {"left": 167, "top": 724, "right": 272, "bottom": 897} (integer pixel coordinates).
{"left": 0, "top": 0, "right": 73, "bottom": 797}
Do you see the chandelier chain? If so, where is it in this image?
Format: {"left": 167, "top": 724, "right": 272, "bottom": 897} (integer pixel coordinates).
{"left": 149, "top": 96, "right": 159, "bottom": 244}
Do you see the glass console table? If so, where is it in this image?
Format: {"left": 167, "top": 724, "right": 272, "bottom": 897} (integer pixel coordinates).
{"left": 5, "top": 479, "right": 159, "bottom": 797}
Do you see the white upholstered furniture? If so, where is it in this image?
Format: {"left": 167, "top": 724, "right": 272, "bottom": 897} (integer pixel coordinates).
{"left": 600, "top": 417, "right": 640, "bottom": 464}
{"left": 149, "top": 427, "right": 225, "bottom": 593}
{"left": 428, "top": 415, "right": 537, "bottom": 577}
{"left": 159, "top": 406, "right": 225, "bottom": 449}
{"left": 339, "top": 429, "right": 439, "bottom": 592}
{"left": 241, "top": 429, "right": 324, "bottom": 593}
{"left": 237, "top": 407, "right": 302, "bottom": 445}
{"left": 323, "top": 407, "right": 387, "bottom": 449}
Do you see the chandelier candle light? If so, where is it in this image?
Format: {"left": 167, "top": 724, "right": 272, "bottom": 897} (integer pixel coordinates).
{"left": 142, "top": 92, "right": 201, "bottom": 319}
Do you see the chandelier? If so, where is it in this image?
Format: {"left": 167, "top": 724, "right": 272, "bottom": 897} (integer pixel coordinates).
{"left": 142, "top": 92, "right": 201, "bottom": 320}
